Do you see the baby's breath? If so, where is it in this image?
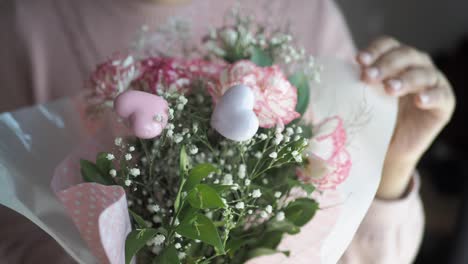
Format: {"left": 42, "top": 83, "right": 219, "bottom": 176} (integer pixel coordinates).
{"left": 84, "top": 7, "right": 318, "bottom": 263}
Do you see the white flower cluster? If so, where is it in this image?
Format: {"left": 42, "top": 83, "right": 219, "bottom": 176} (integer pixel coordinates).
{"left": 132, "top": 18, "right": 195, "bottom": 59}
{"left": 160, "top": 94, "right": 205, "bottom": 161}
{"left": 259, "top": 126, "right": 308, "bottom": 163}
{"left": 100, "top": 138, "right": 145, "bottom": 189}
{"left": 101, "top": 86, "right": 311, "bottom": 262}
{"left": 204, "top": 24, "right": 257, "bottom": 59}
{"left": 270, "top": 33, "right": 305, "bottom": 64}
{"left": 251, "top": 189, "right": 262, "bottom": 198}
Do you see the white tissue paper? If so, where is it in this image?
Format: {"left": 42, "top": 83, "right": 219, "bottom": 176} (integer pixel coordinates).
{"left": 0, "top": 58, "right": 397, "bottom": 264}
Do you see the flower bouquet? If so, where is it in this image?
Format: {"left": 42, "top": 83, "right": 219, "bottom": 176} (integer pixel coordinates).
{"left": 0, "top": 5, "right": 398, "bottom": 264}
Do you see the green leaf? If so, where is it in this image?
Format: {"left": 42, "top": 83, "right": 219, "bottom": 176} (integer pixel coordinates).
{"left": 184, "top": 163, "right": 217, "bottom": 191}
{"left": 266, "top": 220, "right": 300, "bottom": 235}
{"left": 125, "top": 228, "right": 158, "bottom": 264}
{"left": 187, "top": 184, "right": 226, "bottom": 209}
{"left": 206, "top": 184, "right": 232, "bottom": 194}
{"left": 175, "top": 213, "right": 224, "bottom": 253}
{"left": 177, "top": 204, "right": 199, "bottom": 224}
{"left": 287, "top": 179, "right": 315, "bottom": 195}
{"left": 180, "top": 145, "right": 190, "bottom": 176}
{"left": 284, "top": 198, "right": 318, "bottom": 227}
{"left": 300, "top": 183, "right": 315, "bottom": 195}
{"left": 153, "top": 244, "right": 180, "bottom": 264}
{"left": 288, "top": 71, "right": 310, "bottom": 116}
{"left": 96, "top": 152, "right": 113, "bottom": 175}
{"left": 80, "top": 159, "right": 113, "bottom": 185}
{"left": 225, "top": 237, "right": 247, "bottom": 256}
{"left": 297, "top": 123, "right": 314, "bottom": 139}
{"left": 174, "top": 179, "right": 185, "bottom": 213}
{"left": 259, "top": 230, "right": 284, "bottom": 249}
{"left": 250, "top": 47, "right": 273, "bottom": 67}
{"left": 247, "top": 248, "right": 290, "bottom": 260}
{"left": 129, "top": 209, "right": 148, "bottom": 228}
{"left": 175, "top": 146, "right": 190, "bottom": 212}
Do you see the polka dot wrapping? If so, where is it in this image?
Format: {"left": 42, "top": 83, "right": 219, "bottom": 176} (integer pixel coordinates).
{"left": 57, "top": 183, "right": 131, "bottom": 264}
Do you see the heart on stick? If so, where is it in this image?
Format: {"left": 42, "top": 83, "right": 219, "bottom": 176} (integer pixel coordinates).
{"left": 114, "top": 90, "right": 169, "bottom": 139}
{"left": 211, "top": 84, "right": 259, "bottom": 141}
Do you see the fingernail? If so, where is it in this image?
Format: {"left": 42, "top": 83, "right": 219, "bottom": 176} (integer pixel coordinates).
{"left": 419, "top": 93, "right": 430, "bottom": 104}
{"left": 387, "top": 79, "right": 402, "bottom": 92}
{"left": 359, "top": 52, "right": 373, "bottom": 65}
{"left": 365, "top": 67, "right": 380, "bottom": 79}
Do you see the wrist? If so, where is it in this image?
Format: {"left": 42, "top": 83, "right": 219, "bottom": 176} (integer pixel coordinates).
{"left": 376, "top": 158, "right": 417, "bottom": 200}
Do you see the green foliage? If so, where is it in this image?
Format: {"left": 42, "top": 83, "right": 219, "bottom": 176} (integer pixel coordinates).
{"left": 129, "top": 209, "right": 148, "bottom": 229}
{"left": 284, "top": 198, "right": 319, "bottom": 227}
{"left": 177, "top": 204, "right": 199, "bottom": 225}
{"left": 250, "top": 47, "right": 274, "bottom": 67}
{"left": 289, "top": 71, "right": 310, "bottom": 116}
{"left": 266, "top": 220, "right": 300, "bottom": 235}
{"left": 287, "top": 178, "right": 316, "bottom": 195}
{"left": 184, "top": 163, "right": 218, "bottom": 191}
{"left": 246, "top": 248, "right": 290, "bottom": 260}
{"left": 153, "top": 245, "right": 180, "bottom": 264}
{"left": 206, "top": 184, "right": 232, "bottom": 194}
{"left": 80, "top": 158, "right": 113, "bottom": 185}
{"left": 96, "top": 152, "right": 113, "bottom": 176}
{"left": 125, "top": 228, "right": 158, "bottom": 264}
{"left": 187, "top": 184, "right": 226, "bottom": 209}
{"left": 175, "top": 213, "right": 225, "bottom": 253}
{"left": 175, "top": 146, "right": 190, "bottom": 212}
{"left": 254, "top": 231, "right": 283, "bottom": 250}
{"left": 179, "top": 145, "right": 190, "bottom": 176}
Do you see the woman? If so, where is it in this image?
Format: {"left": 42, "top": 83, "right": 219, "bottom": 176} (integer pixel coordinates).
{"left": 0, "top": 0, "right": 455, "bottom": 263}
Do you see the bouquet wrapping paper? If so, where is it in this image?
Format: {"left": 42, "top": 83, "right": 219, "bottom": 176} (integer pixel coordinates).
{"left": 0, "top": 58, "right": 397, "bottom": 264}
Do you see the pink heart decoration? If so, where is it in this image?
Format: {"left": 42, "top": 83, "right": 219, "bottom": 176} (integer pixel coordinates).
{"left": 114, "top": 90, "right": 169, "bottom": 139}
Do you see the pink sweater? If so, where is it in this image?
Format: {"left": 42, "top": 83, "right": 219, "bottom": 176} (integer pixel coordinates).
{"left": 0, "top": 0, "right": 424, "bottom": 263}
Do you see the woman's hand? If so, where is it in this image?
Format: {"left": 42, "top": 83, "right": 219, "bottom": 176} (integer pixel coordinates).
{"left": 357, "top": 36, "right": 456, "bottom": 199}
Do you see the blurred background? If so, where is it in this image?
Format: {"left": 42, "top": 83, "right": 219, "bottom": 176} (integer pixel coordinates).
{"left": 335, "top": 0, "right": 468, "bottom": 263}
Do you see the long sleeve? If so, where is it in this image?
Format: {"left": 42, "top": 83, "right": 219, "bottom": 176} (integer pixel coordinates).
{"left": 0, "top": 0, "right": 34, "bottom": 113}
{"left": 339, "top": 174, "right": 425, "bottom": 264}
{"left": 305, "top": 0, "right": 357, "bottom": 61}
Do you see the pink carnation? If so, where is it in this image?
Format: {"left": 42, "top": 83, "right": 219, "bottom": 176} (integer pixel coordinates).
{"left": 88, "top": 56, "right": 225, "bottom": 105}
{"left": 297, "top": 116, "right": 352, "bottom": 190}
{"left": 135, "top": 58, "right": 225, "bottom": 95}
{"left": 208, "top": 60, "right": 300, "bottom": 128}
{"left": 88, "top": 54, "right": 142, "bottom": 104}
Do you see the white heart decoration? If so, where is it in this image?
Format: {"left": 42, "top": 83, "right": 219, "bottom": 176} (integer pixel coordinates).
{"left": 211, "top": 84, "right": 259, "bottom": 141}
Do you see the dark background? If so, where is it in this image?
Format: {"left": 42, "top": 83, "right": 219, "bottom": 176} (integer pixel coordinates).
{"left": 336, "top": 1, "right": 468, "bottom": 263}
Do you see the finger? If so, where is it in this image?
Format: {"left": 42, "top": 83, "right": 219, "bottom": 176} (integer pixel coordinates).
{"left": 414, "top": 82, "right": 455, "bottom": 118}
{"left": 384, "top": 67, "right": 438, "bottom": 96}
{"left": 357, "top": 36, "right": 400, "bottom": 66}
{"left": 363, "top": 46, "right": 433, "bottom": 82}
